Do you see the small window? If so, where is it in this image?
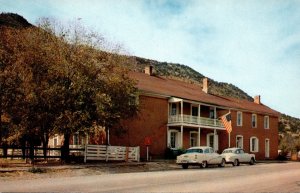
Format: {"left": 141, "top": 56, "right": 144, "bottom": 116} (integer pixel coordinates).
{"left": 236, "top": 135, "right": 243, "bottom": 149}
{"left": 250, "top": 137, "right": 259, "bottom": 152}
{"left": 240, "top": 149, "right": 244, "bottom": 154}
{"left": 264, "top": 116, "right": 269, "bottom": 129}
{"left": 252, "top": 114, "right": 257, "bottom": 128}
{"left": 204, "top": 148, "right": 210, "bottom": 154}
{"left": 191, "top": 106, "right": 198, "bottom": 116}
{"left": 209, "top": 108, "right": 215, "bottom": 119}
{"left": 73, "top": 133, "right": 79, "bottom": 145}
{"left": 237, "top": 111, "right": 243, "bottom": 126}
{"left": 171, "top": 103, "right": 177, "bottom": 115}
{"left": 170, "top": 132, "right": 177, "bottom": 148}
{"left": 190, "top": 132, "right": 198, "bottom": 147}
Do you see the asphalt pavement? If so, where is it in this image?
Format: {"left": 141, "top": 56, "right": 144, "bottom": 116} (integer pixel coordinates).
{"left": 0, "top": 162, "right": 300, "bottom": 192}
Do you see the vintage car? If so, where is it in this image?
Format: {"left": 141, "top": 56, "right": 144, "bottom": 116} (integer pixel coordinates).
{"left": 222, "top": 148, "right": 256, "bottom": 166}
{"left": 176, "top": 146, "right": 226, "bottom": 169}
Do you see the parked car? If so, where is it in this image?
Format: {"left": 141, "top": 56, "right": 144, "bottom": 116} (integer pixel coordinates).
{"left": 222, "top": 148, "right": 255, "bottom": 166}
{"left": 176, "top": 146, "right": 226, "bottom": 169}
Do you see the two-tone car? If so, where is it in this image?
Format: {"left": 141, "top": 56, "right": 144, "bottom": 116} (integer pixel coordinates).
{"left": 176, "top": 146, "right": 226, "bottom": 169}
{"left": 222, "top": 148, "right": 255, "bottom": 166}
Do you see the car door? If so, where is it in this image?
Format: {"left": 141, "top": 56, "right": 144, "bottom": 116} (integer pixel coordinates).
{"left": 238, "top": 149, "right": 248, "bottom": 162}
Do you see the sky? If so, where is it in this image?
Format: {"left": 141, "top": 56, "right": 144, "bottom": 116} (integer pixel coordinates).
{"left": 1, "top": 0, "right": 300, "bottom": 118}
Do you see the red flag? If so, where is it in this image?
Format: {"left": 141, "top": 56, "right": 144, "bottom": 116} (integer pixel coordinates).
{"left": 221, "top": 112, "right": 232, "bottom": 133}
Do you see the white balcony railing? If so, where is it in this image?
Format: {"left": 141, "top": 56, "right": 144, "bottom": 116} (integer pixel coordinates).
{"left": 168, "top": 114, "right": 224, "bottom": 128}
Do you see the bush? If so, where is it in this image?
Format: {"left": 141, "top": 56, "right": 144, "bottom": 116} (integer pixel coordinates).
{"left": 165, "top": 148, "right": 185, "bottom": 159}
{"left": 28, "top": 167, "right": 45, "bottom": 173}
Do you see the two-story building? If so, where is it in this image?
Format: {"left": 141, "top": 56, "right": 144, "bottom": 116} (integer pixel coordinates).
{"left": 110, "top": 66, "right": 280, "bottom": 160}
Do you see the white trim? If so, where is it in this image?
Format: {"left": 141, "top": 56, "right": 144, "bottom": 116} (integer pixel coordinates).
{"left": 264, "top": 116, "right": 270, "bottom": 129}
{"left": 237, "top": 111, "right": 243, "bottom": 126}
{"left": 236, "top": 135, "right": 244, "bottom": 149}
{"left": 251, "top": 114, "right": 257, "bottom": 128}
{"left": 250, "top": 136, "right": 259, "bottom": 153}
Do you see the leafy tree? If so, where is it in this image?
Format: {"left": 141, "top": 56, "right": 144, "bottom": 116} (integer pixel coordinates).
{"left": 0, "top": 18, "right": 138, "bottom": 162}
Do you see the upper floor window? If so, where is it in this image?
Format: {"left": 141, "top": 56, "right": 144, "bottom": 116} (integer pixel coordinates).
{"left": 264, "top": 116, "right": 269, "bottom": 129}
{"left": 237, "top": 111, "right": 243, "bottom": 126}
{"left": 171, "top": 103, "right": 177, "bottom": 115}
{"left": 252, "top": 114, "right": 257, "bottom": 128}
{"left": 250, "top": 136, "right": 259, "bottom": 152}
{"left": 209, "top": 108, "right": 215, "bottom": 119}
{"left": 191, "top": 106, "right": 198, "bottom": 116}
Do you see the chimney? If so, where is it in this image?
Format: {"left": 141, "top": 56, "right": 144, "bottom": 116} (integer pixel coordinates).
{"left": 254, "top": 95, "right": 261, "bottom": 104}
{"left": 144, "top": 65, "right": 153, "bottom": 76}
{"left": 202, "top": 77, "right": 209, "bottom": 93}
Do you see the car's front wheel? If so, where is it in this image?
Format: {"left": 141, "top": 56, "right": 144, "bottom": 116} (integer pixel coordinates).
{"left": 249, "top": 158, "right": 255, "bottom": 165}
{"left": 182, "top": 164, "right": 189, "bottom": 169}
{"left": 218, "top": 158, "right": 226, "bottom": 167}
{"left": 201, "top": 161, "right": 208, "bottom": 168}
{"left": 232, "top": 159, "right": 239, "bottom": 166}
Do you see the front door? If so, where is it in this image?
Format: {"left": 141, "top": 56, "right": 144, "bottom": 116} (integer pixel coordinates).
{"left": 265, "top": 139, "right": 270, "bottom": 158}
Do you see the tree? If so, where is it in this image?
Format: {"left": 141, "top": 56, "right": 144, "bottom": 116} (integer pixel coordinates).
{"left": 0, "top": 18, "right": 139, "bottom": 162}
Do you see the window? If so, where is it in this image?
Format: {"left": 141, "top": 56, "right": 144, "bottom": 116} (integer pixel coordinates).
{"left": 236, "top": 135, "right": 243, "bottom": 149}
{"left": 170, "top": 132, "right": 177, "bottom": 148}
{"left": 53, "top": 136, "right": 58, "bottom": 147}
{"left": 190, "top": 132, "right": 198, "bottom": 147}
{"left": 264, "top": 116, "right": 269, "bottom": 129}
{"left": 209, "top": 108, "right": 215, "bottom": 119}
{"left": 237, "top": 112, "right": 243, "bottom": 126}
{"left": 208, "top": 134, "right": 214, "bottom": 148}
{"left": 171, "top": 103, "right": 177, "bottom": 115}
{"left": 73, "top": 133, "right": 79, "bottom": 145}
{"left": 252, "top": 114, "right": 257, "bottom": 128}
{"left": 250, "top": 137, "right": 259, "bottom": 152}
{"left": 240, "top": 149, "right": 245, "bottom": 154}
{"left": 191, "top": 106, "right": 198, "bottom": 116}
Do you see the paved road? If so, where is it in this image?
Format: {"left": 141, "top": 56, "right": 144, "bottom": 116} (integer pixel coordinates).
{"left": 1, "top": 162, "right": 300, "bottom": 192}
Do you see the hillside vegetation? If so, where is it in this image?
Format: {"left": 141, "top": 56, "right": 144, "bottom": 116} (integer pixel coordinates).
{"left": 1, "top": 13, "right": 299, "bottom": 136}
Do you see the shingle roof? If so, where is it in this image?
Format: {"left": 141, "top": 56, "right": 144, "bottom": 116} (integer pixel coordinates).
{"left": 129, "top": 71, "right": 280, "bottom": 117}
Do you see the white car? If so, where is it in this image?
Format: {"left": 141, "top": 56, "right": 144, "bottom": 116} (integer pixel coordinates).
{"left": 176, "top": 146, "right": 226, "bottom": 169}
{"left": 222, "top": 148, "right": 255, "bottom": 166}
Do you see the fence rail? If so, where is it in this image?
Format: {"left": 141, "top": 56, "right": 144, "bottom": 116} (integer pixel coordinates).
{"left": 168, "top": 115, "right": 224, "bottom": 128}
{"left": 84, "top": 145, "right": 140, "bottom": 162}
{"left": 0, "top": 146, "right": 85, "bottom": 159}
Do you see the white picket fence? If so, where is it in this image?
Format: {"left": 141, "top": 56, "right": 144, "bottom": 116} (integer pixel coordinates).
{"left": 84, "top": 145, "right": 140, "bottom": 163}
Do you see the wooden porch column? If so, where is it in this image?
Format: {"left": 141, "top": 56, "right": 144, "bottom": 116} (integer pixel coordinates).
{"left": 198, "top": 104, "right": 201, "bottom": 124}
{"left": 198, "top": 127, "right": 201, "bottom": 146}
{"left": 180, "top": 125, "right": 183, "bottom": 148}
{"left": 180, "top": 100, "right": 183, "bottom": 122}
{"left": 214, "top": 106, "right": 217, "bottom": 126}
{"left": 167, "top": 126, "right": 170, "bottom": 147}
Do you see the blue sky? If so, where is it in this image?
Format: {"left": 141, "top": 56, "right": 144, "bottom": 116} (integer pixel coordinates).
{"left": 1, "top": 0, "right": 300, "bottom": 118}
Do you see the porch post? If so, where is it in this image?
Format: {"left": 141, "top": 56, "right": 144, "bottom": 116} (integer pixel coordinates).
{"left": 214, "top": 106, "right": 217, "bottom": 126}
{"left": 167, "top": 126, "right": 170, "bottom": 147}
{"left": 180, "top": 125, "right": 183, "bottom": 148}
{"left": 198, "top": 127, "right": 201, "bottom": 146}
{"left": 198, "top": 104, "right": 201, "bottom": 124}
{"left": 180, "top": 100, "right": 183, "bottom": 122}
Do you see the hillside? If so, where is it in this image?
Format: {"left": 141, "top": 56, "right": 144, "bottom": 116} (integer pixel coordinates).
{"left": 1, "top": 12, "right": 299, "bottom": 135}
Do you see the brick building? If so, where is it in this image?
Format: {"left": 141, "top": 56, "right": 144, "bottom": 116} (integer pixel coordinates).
{"left": 110, "top": 67, "right": 280, "bottom": 160}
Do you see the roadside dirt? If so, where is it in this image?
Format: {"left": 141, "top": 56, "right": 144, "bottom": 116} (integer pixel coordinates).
{"left": 0, "top": 159, "right": 179, "bottom": 181}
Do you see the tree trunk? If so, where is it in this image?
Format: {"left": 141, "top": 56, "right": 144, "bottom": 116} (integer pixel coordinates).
{"left": 42, "top": 133, "right": 49, "bottom": 159}
{"left": 61, "top": 133, "right": 70, "bottom": 163}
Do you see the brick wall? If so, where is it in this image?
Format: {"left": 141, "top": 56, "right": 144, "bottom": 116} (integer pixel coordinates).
{"left": 110, "top": 95, "right": 168, "bottom": 159}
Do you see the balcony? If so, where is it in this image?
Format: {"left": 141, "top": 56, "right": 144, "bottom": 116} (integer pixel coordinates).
{"left": 168, "top": 114, "right": 224, "bottom": 129}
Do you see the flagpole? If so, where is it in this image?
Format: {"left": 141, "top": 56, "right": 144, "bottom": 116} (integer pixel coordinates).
{"left": 228, "top": 132, "right": 230, "bottom": 148}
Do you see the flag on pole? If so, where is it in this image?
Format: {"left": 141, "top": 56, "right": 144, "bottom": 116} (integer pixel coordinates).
{"left": 221, "top": 112, "right": 232, "bottom": 133}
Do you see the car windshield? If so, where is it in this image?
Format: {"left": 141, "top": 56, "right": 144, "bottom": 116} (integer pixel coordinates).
{"left": 222, "top": 149, "right": 234, "bottom": 153}
{"left": 186, "top": 149, "right": 203, "bottom": 154}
